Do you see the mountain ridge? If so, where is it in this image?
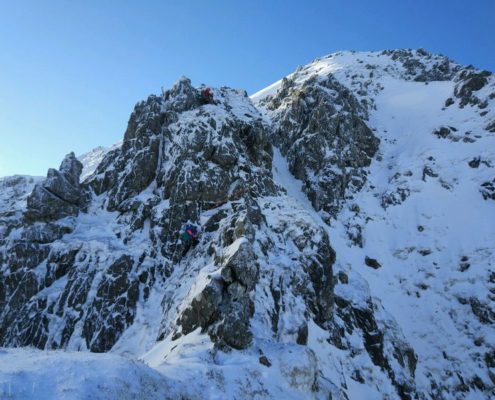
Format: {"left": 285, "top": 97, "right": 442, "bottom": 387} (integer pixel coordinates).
{"left": 0, "top": 48, "right": 494, "bottom": 399}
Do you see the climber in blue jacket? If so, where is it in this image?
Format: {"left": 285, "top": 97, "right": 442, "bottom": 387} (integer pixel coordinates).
{"left": 180, "top": 223, "right": 199, "bottom": 243}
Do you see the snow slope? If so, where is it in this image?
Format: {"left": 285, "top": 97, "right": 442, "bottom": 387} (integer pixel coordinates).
{"left": 0, "top": 348, "right": 173, "bottom": 400}
{"left": 331, "top": 74, "right": 495, "bottom": 396}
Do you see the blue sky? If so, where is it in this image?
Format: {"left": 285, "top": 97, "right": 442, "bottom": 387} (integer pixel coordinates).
{"left": 1, "top": 0, "right": 494, "bottom": 177}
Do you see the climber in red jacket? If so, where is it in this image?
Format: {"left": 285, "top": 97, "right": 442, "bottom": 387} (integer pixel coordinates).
{"left": 201, "top": 87, "right": 213, "bottom": 104}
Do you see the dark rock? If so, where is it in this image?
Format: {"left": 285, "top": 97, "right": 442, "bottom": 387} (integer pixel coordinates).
{"left": 422, "top": 166, "right": 438, "bottom": 180}
{"left": 433, "top": 127, "right": 451, "bottom": 139}
{"left": 333, "top": 294, "right": 417, "bottom": 399}
{"left": 351, "top": 369, "right": 365, "bottom": 383}
{"left": 262, "top": 74, "right": 379, "bottom": 221}
{"left": 486, "top": 120, "right": 495, "bottom": 133}
{"left": 259, "top": 355, "right": 272, "bottom": 367}
{"left": 21, "top": 223, "right": 73, "bottom": 244}
{"left": 82, "top": 255, "right": 139, "bottom": 352}
{"left": 444, "top": 97, "right": 454, "bottom": 107}
{"left": 485, "top": 350, "right": 495, "bottom": 368}
{"left": 221, "top": 241, "right": 258, "bottom": 291}
{"left": 480, "top": 179, "right": 495, "bottom": 201}
{"left": 44, "top": 246, "right": 80, "bottom": 287}
{"left": 296, "top": 324, "right": 309, "bottom": 345}
{"left": 204, "top": 209, "right": 228, "bottom": 232}
{"left": 216, "top": 295, "right": 254, "bottom": 349}
{"left": 365, "top": 256, "right": 382, "bottom": 269}
{"left": 337, "top": 271, "right": 349, "bottom": 284}
{"left": 381, "top": 187, "right": 411, "bottom": 208}
{"left": 7, "top": 242, "right": 50, "bottom": 272}
{"left": 468, "top": 158, "right": 481, "bottom": 168}
{"left": 454, "top": 69, "right": 491, "bottom": 107}
{"left": 418, "top": 249, "right": 432, "bottom": 256}
{"left": 469, "top": 298, "right": 495, "bottom": 324}
{"left": 459, "top": 262, "right": 471, "bottom": 272}
{"left": 178, "top": 280, "right": 223, "bottom": 335}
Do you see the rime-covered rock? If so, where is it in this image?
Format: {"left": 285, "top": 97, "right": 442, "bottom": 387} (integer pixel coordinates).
{"left": 255, "top": 66, "right": 379, "bottom": 221}
{"left": 25, "top": 152, "right": 85, "bottom": 222}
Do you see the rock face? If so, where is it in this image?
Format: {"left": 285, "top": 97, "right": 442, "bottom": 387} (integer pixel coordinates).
{"left": 257, "top": 73, "right": 380, "bottom": 221}
{"left": 25, "top": 152, "right": 85, "bottom": 221}
{"left": 0, "top": 78, "right": 280, "bottom": 355}
{"left": 1, "top": 49, "right": 495, "bottom": 400}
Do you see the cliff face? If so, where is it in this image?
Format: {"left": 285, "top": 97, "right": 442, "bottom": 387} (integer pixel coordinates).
{"left": 1, "top": 50, "right": 494, "bottom": 400}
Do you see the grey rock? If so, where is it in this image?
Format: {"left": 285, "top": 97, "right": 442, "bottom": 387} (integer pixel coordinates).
{"left": 177, "top": 280, "right": 223, "bottom": 336}
{"left": 333, "top": 294, "right": 417, "bottom": 399}
{"left": 486, "top": 120, "right": 495, "bottom": 133}
{"left": 25, "top": 152, "right": 84, "bottom": 222}
{"left": 221, "top": 241, "right": 258, "bottom": 290}
{"left": 21, "top": 223, "right": 73, "bottom": 244}
{"left": 433, "top": 126, "right": 451, "bottom": 139}
{"left": 382, "top": 49, "right": 460, "bottom": 82}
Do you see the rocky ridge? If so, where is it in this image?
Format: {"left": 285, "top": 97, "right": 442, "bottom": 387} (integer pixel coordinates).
{"left": 1, "top": 49, "right": 494, "bottom": 399}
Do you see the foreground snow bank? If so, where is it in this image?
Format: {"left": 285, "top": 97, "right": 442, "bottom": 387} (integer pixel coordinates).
{"left": 0, "top": 348, "right": 171, "bottom": 400}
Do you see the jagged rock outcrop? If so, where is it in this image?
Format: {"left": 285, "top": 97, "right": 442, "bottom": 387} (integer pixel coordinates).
{"left": 0, "top": 175, "right": 41, "bottom": 242}
{"left": 0, "top": 78, "right": 279, "bottom": 354}
{"left": 25, "top": 152, "right": 85, "bottom": 222}
{"left": 332, "top": 268, "right": 417, "bottom": 399}
{"left": 253, "top": 48, "right": 495, "bottom": 399}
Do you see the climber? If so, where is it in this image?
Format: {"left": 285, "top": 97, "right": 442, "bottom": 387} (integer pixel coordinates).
{"left": 200, "top": 87, "right": 213, "bottom": 104}
{"left": 180, "top": 223, "right": 200, "bottom": 244}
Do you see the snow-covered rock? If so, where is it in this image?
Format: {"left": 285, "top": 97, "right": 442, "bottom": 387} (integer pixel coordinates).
{"left": 1, "top": 49, "right": 494, "bottom": 400}
{"left": 78, "top": 142, "right": 122, "bottom": 182}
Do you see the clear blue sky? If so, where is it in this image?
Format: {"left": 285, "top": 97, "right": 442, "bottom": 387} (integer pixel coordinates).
{"left": 1, "top": 0, "right": 494, "bottom": 177}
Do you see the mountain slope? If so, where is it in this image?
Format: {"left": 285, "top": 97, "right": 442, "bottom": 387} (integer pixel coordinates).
{"left": 0, "top": 50, "right": 494, "bottom": 399}
{"left": 253, "top": 49, "right": 495, "bottom": 398}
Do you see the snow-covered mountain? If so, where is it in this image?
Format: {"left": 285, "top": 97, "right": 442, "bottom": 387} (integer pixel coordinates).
{"left": 0, "top": 49, "right": 494, "bottom": 400}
